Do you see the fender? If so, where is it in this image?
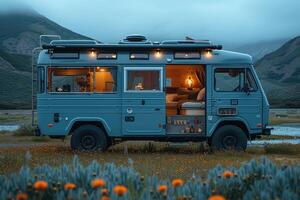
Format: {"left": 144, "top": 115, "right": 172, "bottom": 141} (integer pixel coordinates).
{"left": 65, "top": 117, "right": 112, "bottom": 135}
{"left": 208, "top": 116, "right": 250, "bottom": 136}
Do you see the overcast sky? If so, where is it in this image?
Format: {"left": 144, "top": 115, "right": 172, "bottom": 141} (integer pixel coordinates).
{"left": 1, "top": 0, "right": 300, "bottom": 47}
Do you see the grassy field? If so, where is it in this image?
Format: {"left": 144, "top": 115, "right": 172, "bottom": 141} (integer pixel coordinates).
{"left": 0, "top": 110, "right": 299, "bottom": 180}
{"left": 269, "top": 115, "right": 300, "bottom": 125}
{"left": 0, "top": 112, "right": 31, "bottom": 124}
{"left": 0, "top": 134, "right": 300, "bottom": 180}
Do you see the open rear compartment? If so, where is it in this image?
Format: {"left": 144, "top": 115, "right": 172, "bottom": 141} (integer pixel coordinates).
{"left": 165, "top": 65, "right": 206, "bottom": 135}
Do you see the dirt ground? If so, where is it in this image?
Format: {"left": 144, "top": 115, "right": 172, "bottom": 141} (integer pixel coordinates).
{"left": 0, "top": 134, "right": 299, "bottom": 180}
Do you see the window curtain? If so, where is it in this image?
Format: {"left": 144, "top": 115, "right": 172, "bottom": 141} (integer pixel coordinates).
{"left": 195, "top": 67, "right": 205, "bottom": 89}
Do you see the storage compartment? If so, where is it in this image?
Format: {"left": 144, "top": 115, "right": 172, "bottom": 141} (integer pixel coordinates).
{"left": 167, "top": 115, "right": 205, "bottom": 134}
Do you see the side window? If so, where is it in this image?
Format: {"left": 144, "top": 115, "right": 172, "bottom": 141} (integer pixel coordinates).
{"left": 95, "top": 67, "right": 117, "bottom": 93}
{"left": 48, "top": 67, "right": 94, "bottom": 93}
{"left": 214, "top": 68, "right": 244, "bottom": 92}
{"left": 125, "top": 68, "right": 162, "bottom": 92}
{"left": 246, "top": 69, "right": 258, "bottom": 91}
{"left": 37, "top": 67, "right": 45, "bottom": 93}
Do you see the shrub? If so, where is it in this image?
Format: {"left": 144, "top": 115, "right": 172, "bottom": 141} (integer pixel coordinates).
{"left": 13, "top": 124, "right": 34, "bottom": 136}
{"left": 0, "top": 155, "right": 299, "bottom": 200}
{"left": 264, "top": 143, "right": 300, "bottom": 155}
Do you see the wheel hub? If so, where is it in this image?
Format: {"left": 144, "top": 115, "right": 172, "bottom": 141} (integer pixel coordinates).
{"left": 81, "top": 134, "right": 96, "bottom": 149}
{"left": 222, "top": 135, "right": 237, "bottom": 148}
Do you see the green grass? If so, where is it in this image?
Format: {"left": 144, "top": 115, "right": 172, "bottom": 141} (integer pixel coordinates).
{"left": 0, "top": 68, "right": 31, "bottom": 109}
{"left": 269, "top": 115, "right": 300, "bottom": 125}
{"left": 0, "top": 49, "right": 31, "bottom": 72}
{"left": 13, "top": 124, "right": 34, "bottom": 136}
{"left": 0, "top": 113, "right": 31, "bottom": 124}
{"left": 260, "top": 134, "right": 300, "bottom": 140}
{"left": 264, "top": 143, "right": 300, "bottom": 155}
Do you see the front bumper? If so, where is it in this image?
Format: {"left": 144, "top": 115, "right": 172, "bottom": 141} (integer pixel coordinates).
{"left": 262, "top": 126, "right": 273, "bottom": 135}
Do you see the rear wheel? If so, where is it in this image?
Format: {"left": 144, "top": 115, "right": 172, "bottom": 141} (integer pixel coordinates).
{"left": 210, "top": 125, "right": 247, "bottom": 151}
{"left": 71, "top": 125, "right": 108, "bottom": 151}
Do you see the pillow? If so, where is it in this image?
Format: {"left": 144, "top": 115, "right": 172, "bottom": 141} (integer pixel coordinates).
{"left": 197, "top": 88, "right": 206, "bottom": 101}
{"left": 173, "top": 95, "right": 188, "bottom": 101}
{"left": 177, "top": 88, "right": 199, "bottom": 100}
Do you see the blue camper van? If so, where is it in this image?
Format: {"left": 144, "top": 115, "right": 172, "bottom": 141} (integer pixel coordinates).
{"left": 32, "top": 35, "right": 271, "bottom": 151}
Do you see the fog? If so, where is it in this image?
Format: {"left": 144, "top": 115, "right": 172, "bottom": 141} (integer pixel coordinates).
{"left": 1, "top": 0, "right": 300, "bottom": 47}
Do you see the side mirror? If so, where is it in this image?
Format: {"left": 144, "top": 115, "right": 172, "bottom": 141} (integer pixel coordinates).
{"left": 243, "top": 83, "right": 250, "bottom": 95}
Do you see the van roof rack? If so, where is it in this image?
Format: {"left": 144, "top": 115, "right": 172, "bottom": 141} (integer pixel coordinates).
{"left": 43, "top": 43, "right": 222, "bottom": 51}
{"left": 42, "top": 37, "right": 222, "bottom": 50}
{"left": 161, "top": 40, "right": 212, "bottom": 45}
{"left": 50, "top": 40, "right": 99, "bottom": 45}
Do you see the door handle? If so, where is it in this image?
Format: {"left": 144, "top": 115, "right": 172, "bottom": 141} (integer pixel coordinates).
{"left": 141, "top": 99, "right": 145, "bottom": 105}
{"left": 155, "top": 108, "right": 160, "bottom": 111}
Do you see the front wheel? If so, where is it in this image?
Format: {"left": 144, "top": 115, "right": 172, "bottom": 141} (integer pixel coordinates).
{"left": 210, "top": 125, "right": 248, "bottom": 151}
{"left": 71, "top": 125, "right": 108, "bottom": 151}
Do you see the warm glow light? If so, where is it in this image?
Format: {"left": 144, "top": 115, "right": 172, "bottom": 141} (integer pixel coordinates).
{"left": 89, "top": 50, "right": 96, "bottom": 57}
{"left": 155, "top": 50, "right": 162, "bottom": 58}
{"left": 187, "top": 76, "right": 193, "bottom": 89}
{"left": 96, "top": 67, "right": 105, "bottom": 72}
{"left": 204, "top": 50, "right": 212, "bottom": 59}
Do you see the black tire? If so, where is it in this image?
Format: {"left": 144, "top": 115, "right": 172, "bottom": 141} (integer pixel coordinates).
{"left": 210, "top": 125, "right": 247, "bottom": 151}
{"left": 70, "top": 125, "right": 108, "bottom": 151}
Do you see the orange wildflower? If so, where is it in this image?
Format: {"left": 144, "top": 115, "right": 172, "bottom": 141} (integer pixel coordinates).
{"left": 101, "top": 196, "right": 111, "bottom": 200}
{"left": 172, "top": 179, "right": 184, "bottom": 187}
{"left": 223, "top": 170, "right": 234, "bottom": 178}
{"left": 91, "top": 179, "right": 106, "bottom": 189}
{"left": 113, "top": 185, "right": 128, "bottom": 196}
{"left": 157, "top": 185, "right": 168, "bottom": 193}
{"left": 34, "top": 180, "right": 48, "bottom": 190}
{"left": 64, "top": 183, "right": 76, "bottom": 190}
{"left": 209, "top": 194, "right": 226, "bottom": 200}
{"left": 16, "top": 193, "right": 28, "bottom": 200}
{"left": 101, "top": 188, "right": 109, "bottom": 196}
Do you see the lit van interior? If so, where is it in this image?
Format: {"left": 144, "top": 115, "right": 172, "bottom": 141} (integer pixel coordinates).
{"left": 165, "top": 65, "right": 205, "bottom": 116}
{"left": 47, "top": 67, "right": 117, "bottom": 93}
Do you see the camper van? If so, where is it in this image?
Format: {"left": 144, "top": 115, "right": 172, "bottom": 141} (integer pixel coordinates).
{"left": 32, "top": 35, "right": 271, "bottom": 151}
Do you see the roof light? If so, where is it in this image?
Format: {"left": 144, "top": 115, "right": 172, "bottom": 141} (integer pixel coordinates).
{"left": 89, "top": 50, "right": 96, "bottom": 58}
{"left": 204, "top": 50, "right": 212, "bottom": 59}
{"left": 154, "top": 49, "right": 162, "bottom": 58}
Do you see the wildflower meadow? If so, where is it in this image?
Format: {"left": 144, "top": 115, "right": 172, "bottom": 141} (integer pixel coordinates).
{"left": 0, "top": 154, "right": 299, "bottom": 200}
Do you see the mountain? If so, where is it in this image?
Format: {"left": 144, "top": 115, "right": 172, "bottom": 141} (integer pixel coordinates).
{"left": 233, "top": 39, "right": 288, "bottom": 61}
{"left": 0, "top": 10, "right": 90, "bottom": 109}
{"left": 255, "top": 36, "right": 300, "bottom": 108}
{"left": 0, "top": 10, "right": 298, "bottom": 109}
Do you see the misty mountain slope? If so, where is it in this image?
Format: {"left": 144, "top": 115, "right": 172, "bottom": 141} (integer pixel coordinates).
{"left": 233, "top": 39, "right": 288, "bottom": 61}
{"left": 255, "top": 36, "right": 300, "bottom": 107}
{"left": 0, "top": 12, "right": 90, "bottom": 55}
{"left": 0, "top": 11, "right": 91, "bottom": 109}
